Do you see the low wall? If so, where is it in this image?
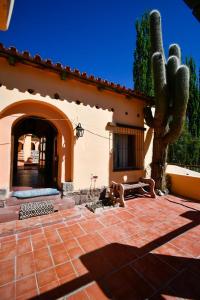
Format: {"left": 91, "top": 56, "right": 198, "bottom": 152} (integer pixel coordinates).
{"left": 167, "top": 173, "right": 200, "bottom": 201}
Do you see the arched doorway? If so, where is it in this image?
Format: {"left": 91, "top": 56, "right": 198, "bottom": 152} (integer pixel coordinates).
{"left": 12, "top": 116, "right": 58, "bottom": 188}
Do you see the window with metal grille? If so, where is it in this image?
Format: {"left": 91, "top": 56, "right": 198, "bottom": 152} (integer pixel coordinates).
{"left": 113, "top": 134, "right": 136, "bottom": 170}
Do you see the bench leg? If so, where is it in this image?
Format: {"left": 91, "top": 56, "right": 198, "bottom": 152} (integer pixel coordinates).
{"left": 140, "top": 178, "right": 156, "bottom": 198}
{"left": 119, "top": 184, "right": 125, "bottom": 207}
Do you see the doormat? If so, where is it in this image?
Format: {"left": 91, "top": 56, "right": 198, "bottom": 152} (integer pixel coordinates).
{"left": 19, "top": 200, "right": 54, "bottom": 219}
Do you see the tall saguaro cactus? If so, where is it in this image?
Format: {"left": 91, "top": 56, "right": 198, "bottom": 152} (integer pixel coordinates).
{"left": 145, "top": 10, "right": 189, "bottom": 192}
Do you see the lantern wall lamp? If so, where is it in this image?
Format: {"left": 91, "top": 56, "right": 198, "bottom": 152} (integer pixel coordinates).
{"left": 75, "top": 123, "right": 84, "bottom": 138}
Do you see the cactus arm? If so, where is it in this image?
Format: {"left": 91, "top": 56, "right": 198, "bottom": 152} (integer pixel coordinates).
{"left": 166, "top": 55, "right": 180, "bottom": 107}
{"left": 152, "top": 52, "right": 168, "bottom": 125}
{"left": 169, "top": 44, "right": 181, "bottom": 61}
{"left": 163, "top": 65, "right": 190, "bottom": 144}
{"left": 150, "top": 10, "right": 164, "bottom": 57}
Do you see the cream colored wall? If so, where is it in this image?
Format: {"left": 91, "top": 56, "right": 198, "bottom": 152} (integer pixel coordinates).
{"left": 0, "top": 58, "right": 153, "bottom": 192}
{"left": 144, "top": 126, "right": 154, "bottom": 177}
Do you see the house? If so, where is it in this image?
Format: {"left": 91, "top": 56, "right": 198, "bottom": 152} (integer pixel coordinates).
{"left": 0, "top": 0, "right": 15, "bottom": 31}
{"left": 0, "top": 44, "right": 153, "bottom": 196}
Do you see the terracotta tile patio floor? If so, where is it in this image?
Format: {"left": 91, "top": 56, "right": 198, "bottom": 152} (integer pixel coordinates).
{"left": 0, "top": 194, "right": 199, "bottom": 300}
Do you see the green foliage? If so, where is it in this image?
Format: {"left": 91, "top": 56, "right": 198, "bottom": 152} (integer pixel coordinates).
{"left": 168, "top": 123, "right": 200, "bottom": 165}
{"left": 185, "top": 57, "right": 200, "bottom": 137}
{"left": 168, "top": 57, "right": 200, "bottom": 166}
{"left": 133, "top": 12, "right": 154, "bottom": 96}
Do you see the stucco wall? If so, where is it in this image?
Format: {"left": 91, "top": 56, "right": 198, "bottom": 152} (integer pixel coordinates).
{"left": 166, "top": 165, "right": 200, "bottom": 201}
{"left": 0, "top": 57, "right": 153, "bottom": 193}
{"left": 168, "top": 173, "right": 200, "bottom": 201}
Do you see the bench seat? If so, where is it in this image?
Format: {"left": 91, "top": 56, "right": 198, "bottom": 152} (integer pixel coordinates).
{"left": 109, "top": 178, "right": 156, "bottom": 207}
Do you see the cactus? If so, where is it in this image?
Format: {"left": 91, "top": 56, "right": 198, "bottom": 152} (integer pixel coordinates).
{"left": 144, "top": 10, "right": 189, "bottom": 192}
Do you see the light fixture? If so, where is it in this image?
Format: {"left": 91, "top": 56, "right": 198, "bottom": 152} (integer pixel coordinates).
{"left": 76, "top": 123, "right": 84, "bottom": 138}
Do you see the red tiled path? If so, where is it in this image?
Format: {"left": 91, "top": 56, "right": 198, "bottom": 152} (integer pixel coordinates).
{"left": 0, "top": 195, "right": 199, "bottom": 299}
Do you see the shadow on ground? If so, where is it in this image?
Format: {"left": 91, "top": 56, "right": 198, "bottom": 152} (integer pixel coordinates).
{"left": 31, "top": 210, "right": 200, "bottom": 299}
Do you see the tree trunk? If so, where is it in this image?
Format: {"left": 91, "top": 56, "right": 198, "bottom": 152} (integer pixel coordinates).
{"left": 151, "top": 129, "right": 168, "bottom": 191}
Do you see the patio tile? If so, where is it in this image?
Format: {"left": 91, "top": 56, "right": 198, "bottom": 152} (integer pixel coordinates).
{"left": 16, "top": 252, "right": 35, "bottom": 279}
{"left": 39, "top": 279, "right": 60, "bottom": 294}
{"left": 63, "top": 238, "right": 79, "bottom": 251}
{"left": 58, "top": 271, "right": 77, "bottom": 285}
{"left": 17, "top": 237, "right": 32, "bottom": 256}
{"left": 59, "top": 231, "right": 74, "bottom": 241}
{"left": 67, "top": 290, "right": 89, "bottom": 299}
{"left": 0, "top": 282, "right": 15, "bottom": 300}
{"left": 115, "top": 210, "right": 134, "bottom": 221}
{"left": 68, "top": 246, "right": 84, "bottom": 260}
{"left": 44, "top": 230, "right": 61, "bottom": 245}
{"left": 50, "top": 242, "right": 70, "bottom": 265}
{"left": 131, "top": 253, "right": 177, "bottom": 290}
{"left": 101, "top": 243, "right": 137, "bottom": 269}
{"left": 85, "top": 282, "right": 111, "bottom": 300}
{"left": 52, "top": 250, "right": 70, "bottom": 265}
{"left": 97, "top": 226, "right": 126, "bottom": 243}
{"left": 58, "top": 226, "right": 70, "bottom": 236}
{"left": 0, "top": 195, "right": 199, "bottom": 299}
{"left": 36, "top": 268, "right": 58, "bottom": 287}
{"left": 98, "top": 214, "right": 121, "bottom": 226}
{"left": 72, "top": 258, "right": 89, "bottom": 276}
{"left": 29, "top": 228, "right": 43, "bottom": 236}
{"left": 103, "top": 265, "right": 154, "bottom": 299}
{"left": 152, "top": 242, "right": 192, "bottom": 270}
{"left": 170, "top": 237, "right": 200, "bottom": 257}
{"left": 31, "top": 233, "right": 48, "bottom": 250}
{"left": 0, "top": 235, "right": 16, "bottom": 243}
{"left": 33, "top": 247, "right": 53, "bottom": 272}
{"left": 168, "top": 268, "right": 200, "bottom": 299}
{"left": 79, "top": 219, "right": 104, "bottom": 233}
{"left": 16, "top": 288, "right": 38, "bottom": 300}
{"left": 55, "top": 262, "right": 75, "bottom": 279}
{"left": 0, "top": 242, "right": 17, "bottom": 261}
{"left": 0, "top": 258, "right": 15, "bottom": 285}
{"left": 81, "top": 240, "right": 99, "bottom": 253}
{"left": 80, "top": 252, "right": 113, "bottom": 280}
{"left": 16, "top": 275, "right": 37, "bottom": 298}
{"left": 68, "top": 224, "right": 85, "bottom": 236}
{"left": 50, "top": 242, "right": 66, "bottom": 254}
{"left": 17, "top": 231, "right": 31, "bottom": 239}
{"left": 77, "top": 234, "right": 93, "bottom": 246}
{"left": 187, "top": 258, "right": 200, "bottom": 276}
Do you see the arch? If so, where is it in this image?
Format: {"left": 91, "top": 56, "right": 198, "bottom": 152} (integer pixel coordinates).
{"left": 0, "top": 99, "right": 74, "bottom": 190}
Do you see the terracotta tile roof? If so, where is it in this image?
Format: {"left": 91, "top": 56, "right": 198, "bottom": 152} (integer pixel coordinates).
{"left": 0, "top": 43, "right": 154, "bottom": 104}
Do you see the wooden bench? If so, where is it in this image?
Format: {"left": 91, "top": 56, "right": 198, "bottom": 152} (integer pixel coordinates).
{"left": 109, "top": 178, "right": 156, "bottom": 207}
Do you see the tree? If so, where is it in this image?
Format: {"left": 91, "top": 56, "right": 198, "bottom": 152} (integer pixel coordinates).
{"left": 168, "top": 58, "right": 200, "bottom": 166}
{"left": 144, "top": 10, "right": 189, "bottom": 192}
{"left": 185, "top": 57, "right": 200, "bottom": 138}
{"left": 133, "top": 12, "right": 154, "bottom": 97}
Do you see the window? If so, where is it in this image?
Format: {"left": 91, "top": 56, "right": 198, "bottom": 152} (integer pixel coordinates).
{"left": 113, "top": 134, "right": 136, "bottom": 170}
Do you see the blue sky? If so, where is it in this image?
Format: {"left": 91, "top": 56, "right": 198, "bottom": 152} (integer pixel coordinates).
{"left": 0, "top": 0, "right": 199, "bottom": 88}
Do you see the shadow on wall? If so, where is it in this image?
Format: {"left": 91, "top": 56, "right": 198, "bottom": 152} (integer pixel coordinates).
{"left": 144, "top": 127, "right": 153, "bottom": 157}
{"left": 31, "top": 210, "right": 200, "bottom": 300}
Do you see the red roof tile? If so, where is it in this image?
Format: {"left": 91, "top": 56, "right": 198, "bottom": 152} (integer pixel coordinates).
{"left": 0, "top": 43, "right": 154, "bottom": 104}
